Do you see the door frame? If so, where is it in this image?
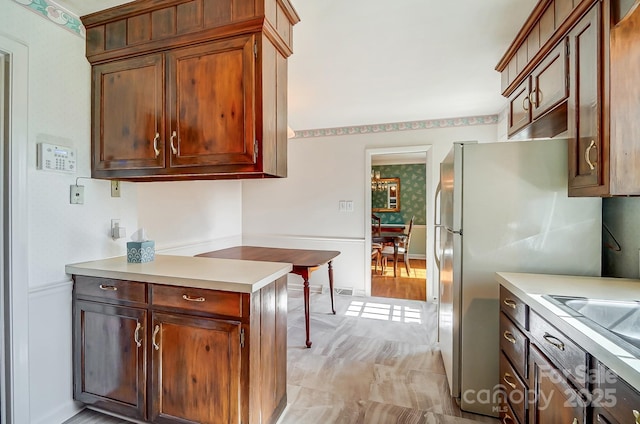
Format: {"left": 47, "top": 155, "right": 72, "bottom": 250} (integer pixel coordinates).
{"left": 364, "top": 145, "right": 435, "bottom": 301}
{"left": 0, "top": 33, "right": 31, "bottom": 424}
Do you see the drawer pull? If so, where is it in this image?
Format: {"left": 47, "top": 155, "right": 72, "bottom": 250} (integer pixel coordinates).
{"left": 182, "top": 294, "right": 205, "bottom": 302}
{"left": 134, "top": 322, "right": 142, "bottom": 348}
{"left": 633, "top": 410, "right": 639, "bottom": 424}
{"left": 152, "top": 325, "right": 160, "bottom": 351}
{"left": 502, "top": 414, "right": 515, "bottom": 424}
{"left": 99, "top": 284, "right": 117, "bottom": 291}
{"left": 543, "top": 333, "right": 565, "bottom": 351}
{"left": 503, "top": 372, "right": 517, "bottom": 389}
{"left": 503, "top": 298, "right": 517, "bottom": 309}
{"left": 503, "top": 331, "right": 516, "bottom": 344}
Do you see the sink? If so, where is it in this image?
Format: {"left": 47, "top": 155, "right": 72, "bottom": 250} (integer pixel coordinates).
{"left": 544, "top": 295, "right": 640, "bottom": 352}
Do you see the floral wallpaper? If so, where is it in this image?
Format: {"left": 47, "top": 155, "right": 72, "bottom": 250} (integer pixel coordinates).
{"left": 13, "top": 0, "right": 85, "bottom": 37}
{"left": 372, "top": 164, "right": 426, "bottom": 226}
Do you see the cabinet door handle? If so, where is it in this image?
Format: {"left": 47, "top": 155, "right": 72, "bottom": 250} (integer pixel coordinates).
{"left": 152, "top": 324, "right": 160, "bottom": 351}
{"left": 529, "top": 90, "right": 539, "bottom": 107}
{"left": 503, "top": 298, "right": 517, "bottom": 309}
{"left": 503, "top": 372, "right": 517, "bottom": 389}
{"left": 543, "top": 333, "right": 565, "bottom": 351}
{"left": 98, "top": 284, "right": 117, "bottom": 291}
{"left": 522, "top": 95, "right": 530, "bottom": 111}
{"left": 503, "top": 331, "right": 516, "bottom": 344}
{"left": 584, "top": 139, "right": 597, "bottom": 171}
{"left": 502, "top": 414, "right": 515, "bottom": 424}
{"left": 572, "top": 419, "right": 579, "bottom": 424}
{"left": 134, "top": 322, "right": 142, "bottom": 348}
{"left": 170, "top": 131, "right": 178, "bottom": 154}
{"left": 182, "top": 294, "right": 205, "bottom": 302}
{"left": 153, "top": 133, "right": 161, "bottom": 158}
{"left": 633, "top": 409, "right": 639, "bottom": 424}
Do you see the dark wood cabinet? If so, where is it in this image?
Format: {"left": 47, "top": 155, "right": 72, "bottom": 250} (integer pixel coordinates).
{"left": 83, "top": 0, "right": 299, "bottom": 181}
{"left": 592, "top": 362, "right": 640, "bottom": 424}
{"left": 72, "top": 274, "right": 288, "bottom": 424}
{"left": 508, "top": 79, "right": 532, "bottom": 136}
{"left": 149, "top": 312, "right": 241, "bottom": 424}
{"left": 567, "top": 3, "right": 604, "bottom": 195}
{"left": 74, "top": 300, "right": 147, "bottom": 420}
{"left": 530, "top": 346, "right": 587, "bottom": 424}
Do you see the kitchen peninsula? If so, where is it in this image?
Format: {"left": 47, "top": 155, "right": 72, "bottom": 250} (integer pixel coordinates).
{"left": 66, "top": 255, "right": 292, "bottom": 424}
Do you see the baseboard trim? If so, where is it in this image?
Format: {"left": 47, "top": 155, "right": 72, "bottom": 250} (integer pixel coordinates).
{"left": 32, "top": 401, "right": 82, "bottom": 424}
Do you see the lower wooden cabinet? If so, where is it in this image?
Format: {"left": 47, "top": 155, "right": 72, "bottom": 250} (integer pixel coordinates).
{"left": 592, "top": 362, "right": 640, "bottom": 424}
{"left": 74, "top": 300, "right": 147, "bottom": 420}
{"left": 72, "top": 275, "right": 287, "bottom": 424}
{"left": 149, "top": 313, "right": 242, "bottom": 424}
{"left": 530, "top": 345, "right": 587, "bottom": 424}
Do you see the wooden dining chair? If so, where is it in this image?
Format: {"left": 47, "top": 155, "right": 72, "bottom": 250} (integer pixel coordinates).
{"left": 381, "top": 216, "right": 414, "bottom": 277}
{"left": 371, "top": 214, "right": 383, "bottom": 274}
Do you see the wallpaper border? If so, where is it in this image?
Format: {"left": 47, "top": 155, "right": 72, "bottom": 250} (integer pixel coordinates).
{"left": 12, "top": 0, "right": 85, "bottom": 38}
{"left": 292, "top": 114, "right": 499, "bottom": 139}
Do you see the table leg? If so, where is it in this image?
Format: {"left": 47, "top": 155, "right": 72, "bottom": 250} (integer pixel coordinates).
{"left": 301, "top": 268, "right": 312, "bottom": 348}
{"left": 393, "top": 242, "right": 398, "bottom": 278}
{"left": 328, "top": 261, "right": 336, "bottom": 314}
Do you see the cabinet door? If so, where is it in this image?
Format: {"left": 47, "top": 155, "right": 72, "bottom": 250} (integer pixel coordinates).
{"left": 567, "top": 4, "right": 603, "bottom": 194}
{"left": 149, "top": 312, "right": 242, "bottom": 424}
{"left": 508, "top": 78, "right": 532, "bottom": 136}
{"left": 73, "top": 300, "right": 147, "bottom": 420}
{"left": 530, "top": 346, "right": 586, "bottom": 424}
{"left": 92, "top": 54, "right": 165, "bottom": 175}
{"left": 531, "top": 41, "right": 568, "bottom": 120}
{"left": 167, "top": 35, "right": 256, "bottom": 169}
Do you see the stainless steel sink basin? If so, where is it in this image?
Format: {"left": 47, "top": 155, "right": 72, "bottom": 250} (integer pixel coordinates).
{"left": 544, "top": 295, "right": 640, "bottom": 352}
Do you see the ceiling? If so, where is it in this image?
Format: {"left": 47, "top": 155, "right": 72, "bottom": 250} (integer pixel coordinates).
{"left": 54, "top": 0, "right": 538, "bottom": 131}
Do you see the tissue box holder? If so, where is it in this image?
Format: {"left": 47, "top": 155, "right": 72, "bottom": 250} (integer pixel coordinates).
{"left": 127, "top": 241, "right": 155, "bottom": 263}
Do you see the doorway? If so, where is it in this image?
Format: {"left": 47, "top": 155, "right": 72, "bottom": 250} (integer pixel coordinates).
{"left": 364, "top": 146, "right": 435, "bottom": 302}
{"left": 0, "top": 35, "right": 31, "bottom": 424}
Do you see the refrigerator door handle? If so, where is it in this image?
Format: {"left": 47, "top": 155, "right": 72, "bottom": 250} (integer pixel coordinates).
{"left": 434, "top": 182, "right": 442, "bottom": 271}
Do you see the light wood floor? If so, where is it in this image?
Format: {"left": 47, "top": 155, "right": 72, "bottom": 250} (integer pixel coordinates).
{"left": 371, "top": 259, "right": 427, "bottom": 301}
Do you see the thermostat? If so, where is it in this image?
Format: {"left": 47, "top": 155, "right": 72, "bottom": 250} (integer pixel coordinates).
{"left": 37, "top": 142, "right": 76, "bottom": 173}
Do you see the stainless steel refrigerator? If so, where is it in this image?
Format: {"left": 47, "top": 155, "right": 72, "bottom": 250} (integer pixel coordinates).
{"left": 435, "top": 139, "right": 601, "bottom": 417}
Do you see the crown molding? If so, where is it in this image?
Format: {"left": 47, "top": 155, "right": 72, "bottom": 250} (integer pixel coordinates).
{"left": 291, "top": 114, "right": 499, "bottom": 139}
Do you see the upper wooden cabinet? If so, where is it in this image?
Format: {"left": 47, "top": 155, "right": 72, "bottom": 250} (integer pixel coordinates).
{"left": 497, "top": 0, "right": 640, "bottom": 196}
{"left": 82, "top": 0, "right": 299, "bottom": 181}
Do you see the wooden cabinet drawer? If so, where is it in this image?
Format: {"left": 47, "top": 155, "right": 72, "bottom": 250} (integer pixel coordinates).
{"left": 74, "top": 276, "right": 147, "bottom": 305}
{"left": 500, "top": 352, "right": 527, "bottom": 424}
{"left": 594, "top": 362, "right": 640, "bottom": 424}
{"left": 500, "top": 399, "right": 521, "bottom": 424}
{"left": 500, "top": 312, "right": 528, "bottom": 379}
{"left": 529, "top": 310, "right": 587, "bottom": 389}
{"left": 500, "top": 286, "right": 528, "bottom": 329}
{"left": 151, "top": 284, "right": 244, "bottom": 318}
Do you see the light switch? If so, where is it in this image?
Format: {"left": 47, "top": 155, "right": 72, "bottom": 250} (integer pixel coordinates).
{"left": 346, "top": 201, "right": 354, "bottom": 212}
{"left": 339, "top": 200, "right": 346, "bottom": 212}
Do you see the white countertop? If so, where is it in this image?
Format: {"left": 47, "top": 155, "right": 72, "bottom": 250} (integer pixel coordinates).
{"left": 65, "top": 254, "right": 293, "bottom": 293}
{"left": 497, "top": 272, "right": 640, "bottom": 392}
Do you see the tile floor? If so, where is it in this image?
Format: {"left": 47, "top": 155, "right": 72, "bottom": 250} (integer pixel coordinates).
{"left": 63, "top": 290, "right": 498, "bottom": 424}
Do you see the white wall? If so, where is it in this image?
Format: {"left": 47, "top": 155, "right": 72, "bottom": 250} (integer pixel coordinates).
{"left": 242, "top": 123, "right": 500, "bottom": 296}
{"left": 1, "top": 2, "right": 242, "bottom": 422}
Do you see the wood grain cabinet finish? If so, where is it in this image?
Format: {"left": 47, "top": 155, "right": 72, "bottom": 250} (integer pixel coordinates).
{"left": 72, "top": 275, "right": 288, "bottom": 424}
{"left": 530, "top": 345, "right": 587, "bottom": 424}
{"left": 499, "top": 0, "right": 640, "bottom": 197}
{"left": 592, "top": 361, "right": 640, "bottom": 424}
{"left": 83, "top": 0, "right": 299, "bottom": 181}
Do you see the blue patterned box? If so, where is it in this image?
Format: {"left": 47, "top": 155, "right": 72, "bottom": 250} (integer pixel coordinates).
{"left": 127, "top": 241, "right": 155, "bottom": 263}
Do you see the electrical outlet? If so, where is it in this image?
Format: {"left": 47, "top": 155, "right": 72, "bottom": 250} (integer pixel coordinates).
{"left": 70, "top": 185, "right": 84, "bottom": 204}
{"left": 111, "top": 180, "right": 121, "bottom": 197}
